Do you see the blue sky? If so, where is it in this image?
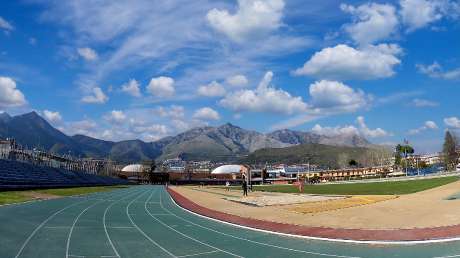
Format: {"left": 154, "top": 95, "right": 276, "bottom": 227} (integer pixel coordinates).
{"left": 0, "top": 0, "right": 459, "bottom": 153}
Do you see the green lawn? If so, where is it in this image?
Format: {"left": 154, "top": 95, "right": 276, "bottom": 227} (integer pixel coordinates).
{"left": 0, "top": 185, "right": 130, "bottom": 205}
{"left": 35, "top": 185, "right": 129, "bottom": 196}
{"left": 0, "top": 191, "right": 32, "bottom": 205}
{"left": 251, "top": 176, "right": 458, "bottom": 195}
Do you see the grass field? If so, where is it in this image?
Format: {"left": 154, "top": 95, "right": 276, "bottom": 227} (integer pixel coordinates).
{"left": 251, "top": 176, "right": 459, "bottom": 195}
{"left": 0, "top": 191, "right": 32, "bottom": 205}
{"left": 0, "top": 185, "right": 129, "bottom": 205}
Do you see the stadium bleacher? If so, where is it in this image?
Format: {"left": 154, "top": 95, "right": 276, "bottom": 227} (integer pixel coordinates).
{"left": 0, "top": 159, "right": 129, "bottom": 190}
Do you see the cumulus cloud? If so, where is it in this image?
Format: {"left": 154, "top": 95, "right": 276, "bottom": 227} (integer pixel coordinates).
{"left": 311, "top": 124, "right": 360, "bottom": 137}
{"left": 400, "top": 0, "right": 447, "bottom": 31}
{"left": 0, "top": 16, "right": 14, "bottom": 31}
{"left": 147, "top": 76, "right": 175, "bottom": 97}
{"left": 341, "top": 3, "right": 399, "bottom": 45}
{"left": 411, "top": 98, "right": 439, "bottom": 107}
{"left": 197, "top": 81, "right": 226, "bottom": 97}
{"left": 0, "top": 77, "right": 27, "bottom": 108}
{"left": 311, "top": 116, "right": 389, "bottom": 139}
{"left": 43, "top": 110, "right": 62, "bottom": 124}
{"left": 220, "top": 71, "right": 308, "bottom": 115}
{"left": 356, "top": 116, "right": 390, "bottom": 138}
{"left": 416, "top": 62, "right": 460, "bottom": 80}
{"left": 207, "top": 0, "right": 284, "bottom": 42}
{"left": 444, "top": 117, "right": 460, "bottom": 129}
{"left": 153, "top": 105, "right": 185, "bottom": 120}
{"left": 408, "top": 120, "right": 438, "bottom": 134}
{"left": 104, "top": 110, "right": 126, "bottom": 124}
{"left": 226, "top": 74, "right": 249, "bottom": 87}
{"left": 293, "top": 44, "right": 402, "bottom": 80}
{"left": 193, "top": 107, "right": 220, "bottom": 121}
{"left": 131, "top": 124, "right": 169, "bottom": 141}
{"left": 121, "top": 79, "right": 141, "bottom": 97}
{"left": 63, "top": 119, "right": 98, "bottom": 136}
{"left": 77, "top": 47, "right": 98, "bottom": 61}
{"left": 309, "top": 80, "right": 371, "bottom": 113}
{"left": 81, "top": 87, "right": 108, "bottom": 104}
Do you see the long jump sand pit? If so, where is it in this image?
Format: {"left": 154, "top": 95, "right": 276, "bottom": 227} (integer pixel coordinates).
{"left": 172, "top": 180, "right": 460, "bottom": 230}
{"left": 225, "top": 193, "right": 345, "bottom": 206}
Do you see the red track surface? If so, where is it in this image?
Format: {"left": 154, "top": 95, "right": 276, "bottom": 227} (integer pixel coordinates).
{"left": 167, "top": 187, "right": 460, "bottom": 242}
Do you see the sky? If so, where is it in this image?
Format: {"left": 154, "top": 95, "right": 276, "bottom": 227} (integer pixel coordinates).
{"left": 0, "top": 0, "right": 459, "bottom": 153}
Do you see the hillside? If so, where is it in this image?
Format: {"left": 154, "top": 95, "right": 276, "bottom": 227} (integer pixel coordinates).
{"left": 0, "top": 111, "right": 381, "bottom": 163}
{"left": 241, "top": 143, "right": 392, "bottom": 169}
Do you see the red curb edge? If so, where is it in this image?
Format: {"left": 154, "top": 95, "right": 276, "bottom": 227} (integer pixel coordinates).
{"left": 167, "top": 187, "right": 460, "bottom": 242}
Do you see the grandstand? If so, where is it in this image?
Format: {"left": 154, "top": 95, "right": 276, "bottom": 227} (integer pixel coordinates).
{"left": 0, "top": 139, "right": 129, "bottom": 189}
{"left": 0, "top": 159, "right": 128, "bottom": 189}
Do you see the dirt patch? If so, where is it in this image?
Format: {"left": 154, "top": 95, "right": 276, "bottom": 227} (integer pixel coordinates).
{"left": 22, "top": 191, "right": 60, "bottom": 200}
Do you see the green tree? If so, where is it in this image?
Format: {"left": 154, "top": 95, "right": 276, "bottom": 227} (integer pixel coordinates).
{"left": 348, "top": 159, "right": 358, "bottom": 167}
{"left": 141, "top": 160, "right": 157, "bottom": 184}
{"left": 443, "top": 131, "right": 458, "bottom": 171}
{"left": 395, "top": 144, "right": 414, "bottom": 169}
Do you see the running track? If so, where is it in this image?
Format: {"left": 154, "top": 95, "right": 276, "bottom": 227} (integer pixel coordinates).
{"left": 1, "top": 185, "right": 460, "bottom": 258}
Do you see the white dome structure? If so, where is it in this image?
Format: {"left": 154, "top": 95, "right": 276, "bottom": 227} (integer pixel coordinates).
{"left": 121, "top": 164, "right": 144, "bottom": 173}
{"left": 211, "top": 164, "right": 244, "bottom": 174}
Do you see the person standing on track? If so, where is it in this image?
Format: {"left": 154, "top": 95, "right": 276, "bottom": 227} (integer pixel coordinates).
{"left": 242, "top": 178, "right": 248, "bottom": 197}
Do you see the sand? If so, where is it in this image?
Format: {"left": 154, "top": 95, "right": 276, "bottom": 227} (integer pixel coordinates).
{"left": 172, "top": 181, "right": 460, "bottom": 230}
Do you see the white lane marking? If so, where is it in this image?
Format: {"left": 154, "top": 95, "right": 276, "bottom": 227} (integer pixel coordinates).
{"left": 434, "top": 255, "right": 460, "bottom": 258}
{"left": 66, "top": 201, "right": 101, "bottom": 258}
{"left": 145, "top": 189, "right": 243, "bottom": 258}
{"left": 164, "top": 188, "right": 359, "bottom": 258}
{"left": 126, "top": 188, "right": 177, "bottom": 258}
{"left": 15, "top": 187, "right": 133, "bottom": 258}
{"left": 177, "top": 250, "right": 220, "bottom": 257}
{"left": 14, "top": 199, "right": 88, "bottom": 258}
{"left": 103, "top": 189, "right": 143, "bottom": 258}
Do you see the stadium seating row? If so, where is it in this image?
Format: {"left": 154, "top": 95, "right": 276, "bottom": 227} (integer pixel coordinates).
{"left": 0, "top": 159, "right": 129, "bottom": 189}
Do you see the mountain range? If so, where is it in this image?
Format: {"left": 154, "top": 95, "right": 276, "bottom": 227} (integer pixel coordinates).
{"left": 0, "top": 111, "right": 376, "bottom": 163}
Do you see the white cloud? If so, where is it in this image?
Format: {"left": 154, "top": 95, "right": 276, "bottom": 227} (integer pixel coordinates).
{"left": 341, "top": 3, "right": 399, "bottom": 45}
{"left": 43, "top": 110, "right": 62, "bottom": 124}
{"left": 220, "top": 71, "right": 308, "bottom": 115}
{"left": 409, "top": 120, "right": 439, "bottom": 134}
{"left": 131, "top": 124, "right": 169, "bottom": 141}
{"left": 77, "top": 47, "right": 98, "bottom": 61}
{"left": 193, "top": 107, "right": 220, "bottom": 121}
{"left": 226, "top": 74, "right": 249, "bottom": 87}
{"left": 444, "top": 117, "right": 460, "bottom": 129}
{"left": 153, "top": 105, "right": 185, "bottom": 120}
{"left": 311, "top": 116, "right": 389, "bottom": 139}
{"left": 104, "top": 110, "right": 126, "bottom": 124}
{"left": 411, "top": 98, "right": 439, "bottom": 107}
{"left": 207, "top": 0, "right": 284, "bottom": 42}
{"left": 309, "top": 80, "right": 371, "bottom": 113}
{"left": 63, "top": 119, "right": 98, "bottom": 136}
{"left": 400, "top": 0, "right": 447, "bottom": 31}
{"left": 197, "top": 81, "right": 226, "bottom": 97}
{"left": 0, "top": 77, "right": 27, "bottom": 108}
{"left": 147, "top": 76, "right": 175, "bottom": 97}
{"left": 121, "top": 79, "right": 141, "bottom": 97}
{"left": 417, "top": 62, "right": 460, "bottom": 80}
{"left": 356, "top": 116, "right": 390, "bottom": 138}
{"left": 312, "top": 124, "right": 360, "bottom": 137}
{"left": 81, "top": 87, "right": 108, "bottom": 104}
{"left": 269, "top": 80, "right": 372, "bottom": 130}
{"left": 293, "top": 44, "right": 402, "bottom": 80}
{"left": 0, "top": 16, "right": 14, "bottom": 31}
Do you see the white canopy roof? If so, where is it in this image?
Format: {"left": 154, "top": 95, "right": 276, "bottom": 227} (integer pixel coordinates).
{"left": 211, "top": 164, "right": 243, "bottom": 174}
{"left": 121, "top": 164, "right": 144, "bottom": 173}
